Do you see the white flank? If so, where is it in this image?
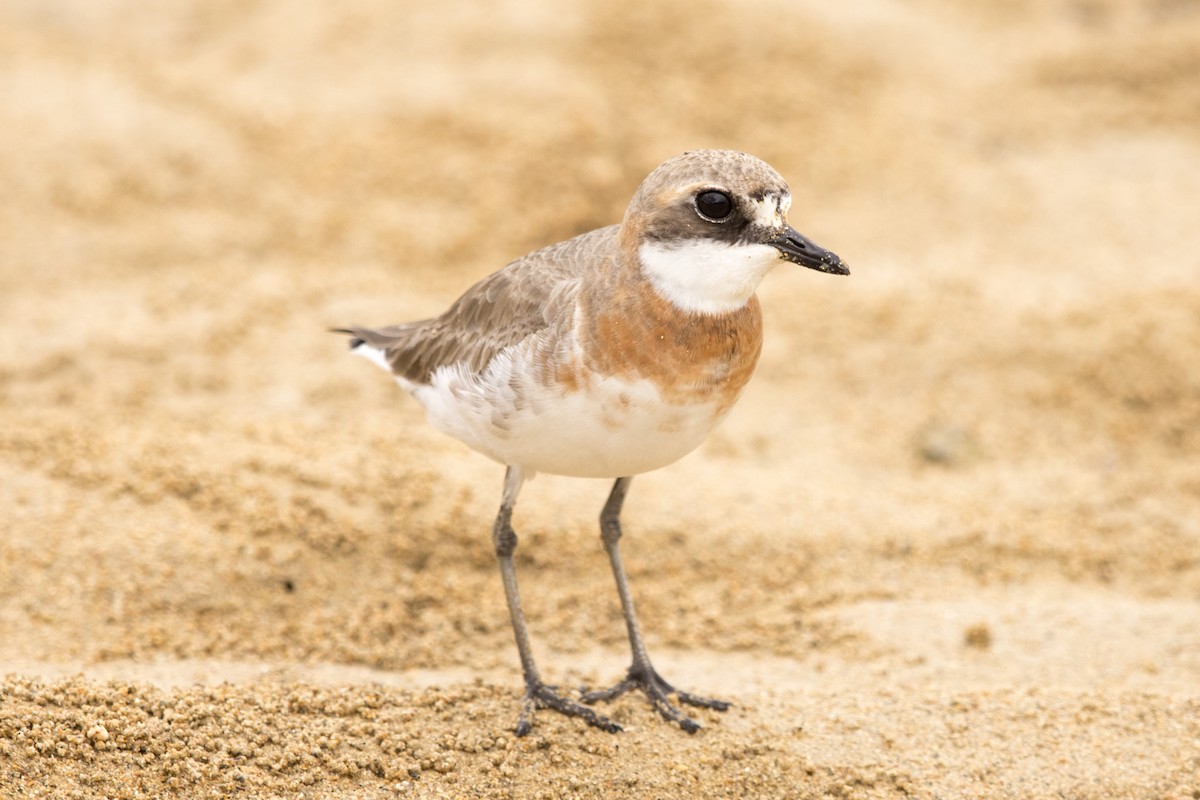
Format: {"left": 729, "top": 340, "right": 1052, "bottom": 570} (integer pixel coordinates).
{"left": 639, "top": 238, "right": 782, "bottom": 315}
{"left": 405, "top": 334, "right": 731, "bottom": 478}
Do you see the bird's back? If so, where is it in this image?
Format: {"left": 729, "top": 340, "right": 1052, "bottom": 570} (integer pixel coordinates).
{"left": 342, "top": 225, "right": 619, "bottom": 387}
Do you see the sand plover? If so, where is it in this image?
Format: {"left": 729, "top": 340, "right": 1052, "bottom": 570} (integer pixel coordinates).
{"left": 335, "top": 150, "right": 847, "bottom": 735}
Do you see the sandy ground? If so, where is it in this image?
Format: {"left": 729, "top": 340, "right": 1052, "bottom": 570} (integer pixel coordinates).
{"left": 2, "top": 0, "right": 1199, "bottom": 797}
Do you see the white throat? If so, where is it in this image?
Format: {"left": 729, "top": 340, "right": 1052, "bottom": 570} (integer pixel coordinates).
{"left": 638, "top": 238, "right": 782, "bottom": 315}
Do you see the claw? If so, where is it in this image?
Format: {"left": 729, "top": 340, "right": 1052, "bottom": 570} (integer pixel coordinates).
{"left": 676, "top": 688, "right": 732, "bottom": 712}
{"left": 516, "top": 680, "right": 622, "bottom": 736}
{"left": 582, "top": 665, "right": 729, "bottom": 732}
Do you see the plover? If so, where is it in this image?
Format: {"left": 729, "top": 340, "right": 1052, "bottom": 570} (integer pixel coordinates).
{"left": 335, "top": 149, "right": 847, "bottom": 735}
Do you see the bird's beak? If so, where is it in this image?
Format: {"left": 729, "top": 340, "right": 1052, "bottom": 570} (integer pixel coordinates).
{"left": 768, "top": 225, "right": 849, "bottom": 275}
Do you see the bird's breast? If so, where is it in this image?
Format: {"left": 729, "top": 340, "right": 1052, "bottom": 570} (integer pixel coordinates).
{"left": 577, "top": 277, "right": 763, "bottom": 415}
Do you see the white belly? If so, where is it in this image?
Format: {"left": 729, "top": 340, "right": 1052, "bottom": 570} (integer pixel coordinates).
{"left": 410, "top": 352, "right": 728, "bottom": 478}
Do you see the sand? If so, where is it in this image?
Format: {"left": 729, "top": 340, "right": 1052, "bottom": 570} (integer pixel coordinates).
{"left": 2, "top": 0, "right": 1199, "bottom": 797}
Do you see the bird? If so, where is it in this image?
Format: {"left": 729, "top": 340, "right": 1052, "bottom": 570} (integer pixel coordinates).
{"left": 334, "top": 149, "right": 848, "bottom": 736}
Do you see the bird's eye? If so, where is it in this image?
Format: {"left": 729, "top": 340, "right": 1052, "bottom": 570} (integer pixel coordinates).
{"left": 695, "top": 190, "right": 733, "bottom": 222}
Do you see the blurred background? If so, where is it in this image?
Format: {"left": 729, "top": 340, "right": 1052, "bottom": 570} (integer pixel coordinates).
{"left": 1, "top": 0, "right": 1198, "bottom": 795}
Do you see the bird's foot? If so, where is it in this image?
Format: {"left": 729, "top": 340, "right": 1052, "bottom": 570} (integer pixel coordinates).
{"left": 581, "top": 664, "right": 730, "bottom": 733}
{"left": 516, "top": 680, "right": 623, "bottom": 737}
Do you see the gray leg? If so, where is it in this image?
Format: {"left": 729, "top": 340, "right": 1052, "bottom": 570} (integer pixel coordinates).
{"left": 582, "top": 477, "right": 731, "bottom": 733}
{"left": 493, "top": 466, "right": 620, "bottom": 736}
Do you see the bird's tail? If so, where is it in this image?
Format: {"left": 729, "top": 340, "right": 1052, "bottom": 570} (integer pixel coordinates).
{"left": 328, "top": 327, "right": 367, "bottom": 350}
{"left": 330, "top": 324, "right": 424, "bottom": 378}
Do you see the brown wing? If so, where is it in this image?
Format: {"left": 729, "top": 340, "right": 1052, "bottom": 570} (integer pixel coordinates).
{"left": 340, "top": 225, "right": 618, "bottom": 386}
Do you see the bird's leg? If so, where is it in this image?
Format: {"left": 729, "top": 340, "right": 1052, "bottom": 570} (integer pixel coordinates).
{"left": 581, "top": 477, "right": 731, "bottom": 733}
{"left": 492, "top": 466, "right": 621, "bottom": 736}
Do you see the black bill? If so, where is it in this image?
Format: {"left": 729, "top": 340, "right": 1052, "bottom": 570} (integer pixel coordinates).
{"left": 769, "top": 226, "right": 849, "bottom": 275}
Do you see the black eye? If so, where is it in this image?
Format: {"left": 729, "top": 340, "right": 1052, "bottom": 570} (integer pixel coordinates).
{"left": 695, "top": 190, "right": 733, "bottom": 222}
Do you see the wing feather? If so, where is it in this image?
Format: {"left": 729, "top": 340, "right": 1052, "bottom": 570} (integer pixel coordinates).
{"left": 339, "top": 225, "right": 618, "bottom": 385}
